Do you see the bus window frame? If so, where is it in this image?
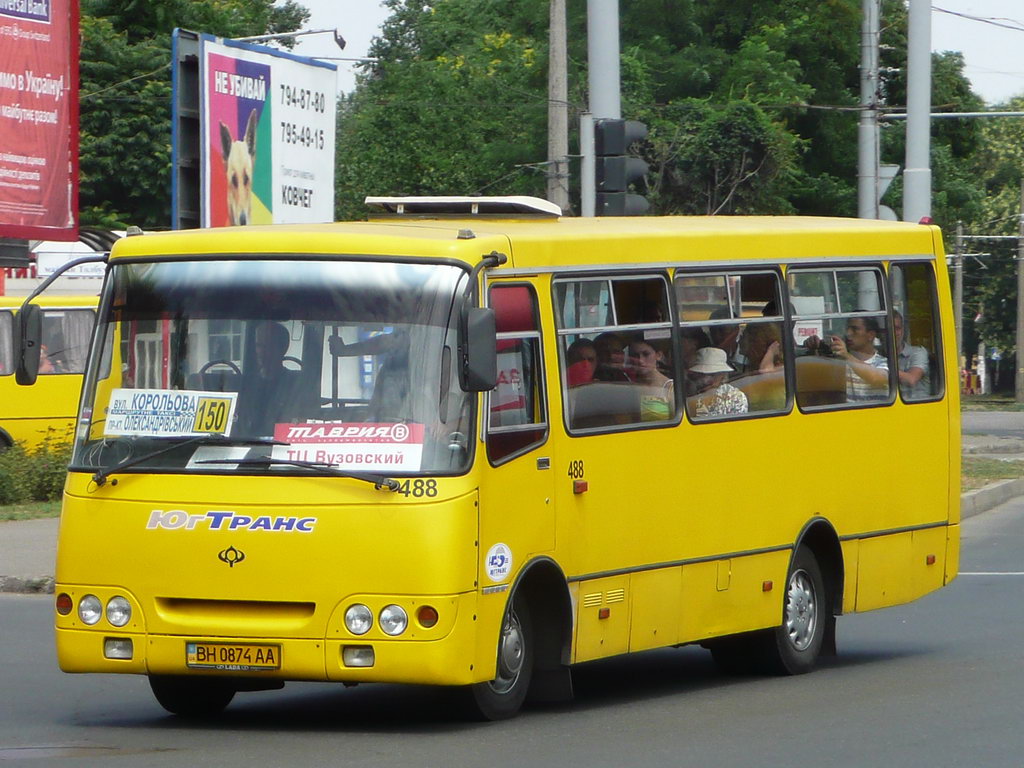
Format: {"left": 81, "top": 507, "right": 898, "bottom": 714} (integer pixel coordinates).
{"left": 674, "top": 266, "right": 794, "bottom": 424}
{"left": 787, "top": 262, "right": 897, "bottom": 414}
{"left": 485, "top": 281, "right": 550, "bottom": 467}
{"left": 888, "top": 259, "right": 945, "bottom": 404}
{"left": 553, "top": 270, "right": 681, "bottom": 436}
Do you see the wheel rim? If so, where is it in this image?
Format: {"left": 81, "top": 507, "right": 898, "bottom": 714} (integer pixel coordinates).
{"left": 784, "top": 568, "right": 817, "bottom": 651}
{"left": 489, "top": 607, "right": 525, "bottom": 695}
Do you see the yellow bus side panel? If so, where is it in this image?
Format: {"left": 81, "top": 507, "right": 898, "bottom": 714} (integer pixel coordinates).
{"left": 628, "top": 567, "right": 682, "bottom": 653}
{"left": 945, "top": 524, "right": 960, "bottom": 585}
{"left": 678, "top": 551, "right": 789, "bottom": 643}
{"left": 573, "top": 575, "right": 630, "bottom": 663}
{"left": 854, "top": 528, "right": 947, "bottom": 612}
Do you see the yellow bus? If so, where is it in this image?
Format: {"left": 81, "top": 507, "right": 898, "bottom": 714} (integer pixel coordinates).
{"left": 0, "top": 295, "right": 98, "bottom": 448}
{"left": 26, "top": 198, "right": 958, "bottom": 719}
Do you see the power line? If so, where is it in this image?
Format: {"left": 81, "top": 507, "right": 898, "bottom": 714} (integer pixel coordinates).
{"left": 933, "top": 6, "right": 1024, "bottom": 33}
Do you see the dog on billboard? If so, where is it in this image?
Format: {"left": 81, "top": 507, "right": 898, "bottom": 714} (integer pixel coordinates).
{"left": 219, "top": 108, "right": 258, "bottom": 226}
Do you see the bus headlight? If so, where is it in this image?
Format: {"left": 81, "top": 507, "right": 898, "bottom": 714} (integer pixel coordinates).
{"left": 106, "top": 596, "right": 132, "bottom": 627}
{"left": 78, "top": 595, "right": 102, "bottom": 625}
{"left": 344, "top": 604, "right": 373, "bottom": 635}
{"left": 379, "top": 604, "right": 408, "bottom": 636}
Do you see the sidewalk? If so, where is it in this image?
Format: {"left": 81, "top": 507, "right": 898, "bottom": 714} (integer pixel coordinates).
{"left": 3, "top": 436, "right": 1023, "bottom": 594}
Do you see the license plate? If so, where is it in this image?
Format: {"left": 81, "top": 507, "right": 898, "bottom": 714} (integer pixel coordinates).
{"left": 186, "top": 642, "right": 280, "bottom": 671}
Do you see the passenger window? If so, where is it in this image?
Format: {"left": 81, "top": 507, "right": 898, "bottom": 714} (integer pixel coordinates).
{"left": 788, "top": 267, "right": 892, "bottom": 409}
{"left": 487, "top": 284, "right": 547, "bottom": 464}
{"left": 0, "top": 311, "right": 11, "bottom": 376}
{"left": 890, "top": 262, "right": 943, "bottom": 402}
{"left": 675, "top": 271, "right": 789, "bottom": 419}
{"left": 555, "top": 275, "right": 675, "bottom": 431}
{"left": 39, "top": 309, "right": 95, "bottom": 375}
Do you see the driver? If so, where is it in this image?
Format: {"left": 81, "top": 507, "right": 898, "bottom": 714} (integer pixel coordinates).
{"left": 235, "top": 321, "right": 303, "bottom": 435}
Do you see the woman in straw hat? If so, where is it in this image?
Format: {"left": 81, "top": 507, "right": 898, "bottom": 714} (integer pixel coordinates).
{"left": 685, "top": 347, "right": 749, "bottom": 418}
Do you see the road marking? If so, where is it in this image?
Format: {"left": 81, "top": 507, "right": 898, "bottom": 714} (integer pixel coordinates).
{"left": 959, "top": 572, "right": 1024, "bottom": 576}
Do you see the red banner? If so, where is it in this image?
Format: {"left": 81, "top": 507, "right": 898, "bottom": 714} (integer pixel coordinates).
{"left": 0, "top": 0, "right": 78, "bottom": 240}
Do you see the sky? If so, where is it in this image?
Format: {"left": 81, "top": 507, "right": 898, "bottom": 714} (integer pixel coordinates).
{"left": 291, "top": 0, "right": 1024, "bottom": 105}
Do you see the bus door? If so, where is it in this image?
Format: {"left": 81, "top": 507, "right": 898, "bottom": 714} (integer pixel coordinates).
{"left": 479, "top": 282, "right": 554, "bottom": 586}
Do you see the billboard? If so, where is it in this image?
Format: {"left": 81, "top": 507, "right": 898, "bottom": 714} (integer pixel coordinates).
{"left": 199, "top": 36, "right": 336, "bottom": 227}
{"left": 0, "top": 0, "right": 78, "bottom": 239}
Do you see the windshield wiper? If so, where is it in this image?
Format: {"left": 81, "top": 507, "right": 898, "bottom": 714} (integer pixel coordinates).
{"left": 92, "top": 435, "right": 286, "bottom": 487}
{"left": 194, "top": 456, "right": 401, "bottom": 491}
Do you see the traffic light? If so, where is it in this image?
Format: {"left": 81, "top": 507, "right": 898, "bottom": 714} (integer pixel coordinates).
{"left": 594, "top": 119, "right": 649, "bottom": 216}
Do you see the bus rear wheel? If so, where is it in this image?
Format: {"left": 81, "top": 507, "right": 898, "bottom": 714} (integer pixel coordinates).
{"left": 468, "top": 593, "right": 533, "bottom": 721}
{"left": 148, "top": 675, "right": 235, "bottom": 717}
{"left": 761, "top": 548, "right": 828, "bottom": 675}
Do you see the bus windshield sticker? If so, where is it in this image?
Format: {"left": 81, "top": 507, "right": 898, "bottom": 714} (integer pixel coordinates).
{"left": 271, "top": 422, "right": 425, "bottom": 472}
{"left": 105, "top": 388, "right": 238, "bottom": 438}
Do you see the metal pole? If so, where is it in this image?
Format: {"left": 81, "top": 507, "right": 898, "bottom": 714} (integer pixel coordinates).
{"left": 1016, "top": 182, "right": 1024, "bottom": 401}
{"left": 903, "top": 0, "right": 931, "bottom": 223}
{"left": 587, "top": 0, "right": 621, "bottom": 121}
{"left": 547, "top": 0, "right": 570, "bottom": 213}
{"left": 580, "top": 113, "right": 595, "bottom": 217}
{"left": 954, "top": 221, "right": 964, "bottom": 368}
{"left": 858, "top": 0, "right": 880, "bottom": 219}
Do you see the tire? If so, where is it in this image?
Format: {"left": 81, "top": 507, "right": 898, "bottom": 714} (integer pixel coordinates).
{"left": 468, "top": 593, "right": 534, "bottom": 721}
{"left": 759, "top": 547, "right": 828, "bottom": 675}
{"left": 148, "top": 675, "right": 235, "bottom": 717}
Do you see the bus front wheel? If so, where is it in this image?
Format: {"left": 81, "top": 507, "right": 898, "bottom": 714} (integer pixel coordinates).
{"left": 469, "top": 593, "right": 534, "bottom": 720}
{"left": 148, "top": 675, "right": 235, "bottom": 718}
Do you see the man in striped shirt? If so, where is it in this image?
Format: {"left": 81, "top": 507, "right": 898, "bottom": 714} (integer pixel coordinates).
{"left": 824, "top": 316, "right": 889, "bottom": 402}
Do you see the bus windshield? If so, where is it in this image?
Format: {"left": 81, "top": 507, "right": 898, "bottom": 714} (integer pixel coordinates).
{"left": 72, "top": 258, "right": 473, "bottom": 477}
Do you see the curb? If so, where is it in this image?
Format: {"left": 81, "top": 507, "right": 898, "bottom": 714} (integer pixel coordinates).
{"left": 0, "top": 575, "right": 54, "bottom": 594}
{"left": 960, "top": 478, "right": 1024, "bottom": 520}
{"left": 4, "top": 482, "right": 1023, "bottom": 597}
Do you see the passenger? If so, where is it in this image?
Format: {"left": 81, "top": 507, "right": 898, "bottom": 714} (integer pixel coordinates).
{"left": 680, "top": 327, "right": 711, "bottom": 368}
{"left": 626, "top": 337, "right": 672, "bottom": 388}
{"left": 593, "top": 331, "right": 629, "bottom": 382}
{"left": 737, "top": 323, "right": 785, "bottom": 411}
{"left": 566, "top": 338, "right": 597, "bottom": 387}
{"left": 38, "top": 344, "right": 56, "bottom": 374}
{"left": 827, "top": 315, "right": 889, "bottom": 401}
{"left": 626, "top": 336, "right": 674, "bottom": 421}
{"left": 893, "top": 310, "right": 930, "bottom": 400}
{"left": 708, "top": 307, "right": 747, "bottom": 372}
{"left": 685, "top": 347, "right": 749, "bottom": 417}
{"left": 741, "top": 323, "right": 783, "bottom": 374}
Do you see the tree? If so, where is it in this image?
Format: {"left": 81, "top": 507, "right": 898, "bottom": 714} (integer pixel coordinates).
{"left": 78, "top": 0, "right": 309, "bottom": 229}
{"left": 338, "top": 0, "right": 894, "bottom": 219}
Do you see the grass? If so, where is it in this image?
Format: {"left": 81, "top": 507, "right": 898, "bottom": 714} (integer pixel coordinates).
{"left": 0, "top": 500, "right": 62, "bottom": 522}
{"left": 961, "top": 395, "right": 1024, "bottom": 412}
{"left": 961, "top": 456, "right": 1024, "bottom": 493}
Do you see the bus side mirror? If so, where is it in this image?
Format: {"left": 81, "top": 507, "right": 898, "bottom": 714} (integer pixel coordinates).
{"left": 460, "top": 307, "right": 497, "bottom": 392}
{"left": 15, "top": 303, "right": 42, "bottom": 385}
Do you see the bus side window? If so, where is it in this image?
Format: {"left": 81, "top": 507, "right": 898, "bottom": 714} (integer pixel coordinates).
{"left": 487, "top": 284, "right": 548, "bottom": 464}
{"left": 789, "top": 266, "right": 893, "bottom": 409}
{"left": 890, "top": 262, "right": 943, "bottom": 402}
{"left": 0, "top": 310, "right": 11, "bottom": 375}
{"left": 675, "top": 270, "right": 789, "bottom": 420}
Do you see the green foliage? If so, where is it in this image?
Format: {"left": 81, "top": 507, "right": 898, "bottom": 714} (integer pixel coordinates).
{"left": 78, "top": 0, "right": 309, "bottom": 229}
{"left": 0, "top": 433, "right": 71, "bottom": 504}
{"left": 337, "top": 0, "right": 550, "bottom": 219}
{"left": 0, "top": 444, "right": 30, "bottom": 505}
